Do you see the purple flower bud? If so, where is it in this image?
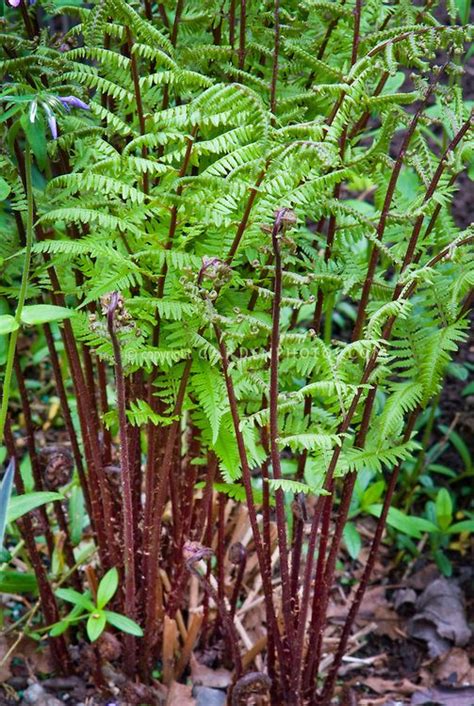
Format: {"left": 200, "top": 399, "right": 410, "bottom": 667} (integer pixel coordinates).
{"left": 43, "top": 104, "right": 58, "bottom": 139}
{"left": 7, "top": 0, "right": 21, "bottom": 6}
{"left": 59, "top": 95, "right": 90, "bottom": 111}
{"left": 48, "top": 115, "right": 58, "bottom": 139}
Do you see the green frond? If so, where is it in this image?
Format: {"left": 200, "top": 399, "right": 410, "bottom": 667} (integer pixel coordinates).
{"left": 191, "top": 359, "right": 228, "bottom": 444}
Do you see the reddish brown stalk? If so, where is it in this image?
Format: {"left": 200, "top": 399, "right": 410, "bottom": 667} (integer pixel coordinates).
{"left": 214, "top": 325, "right": 288, "bottom": 692}
{"left": 399, "top": 113, "right": 473, "bottom": 274}
{"left": 238, "top": 0, "right": 246, "bottom": 70}
{"left": 292, "top": 355, "right": 386, "bottom": 690}
{"left": 184, "top": 546, "right": 243, "bottom": 679}
{"left": 290, "top": 126, "right": 346, "bottom": 596}
{"left": 351, "top": 75, "right": 440, "bottom": 341}
{"left": 308, "top": 391, "right": 377, "bottom": 686}
{"left": 196, "top": 453, "right": 218, "bottom": 541}
{"left": 43, "top": 324, "right": 92, "bottom": 518}
{"left": 142, "top": 125, "right": 198, "bottom": 605}
{"left": 144, "top": 158, "right": 264, "bottom": 655}
{"left": 229, "top": 0, "right": 236, "bottom": 47}
{"left": 269, "top": 211, "right": 297, "bottom": 662}
{"left": 158, "top": 4, "right": 170, "bottom": 28}
{"left": 217, "top": 492, "right": 226, "bottom": 605}
{"left": 316, "top": 0, "right": 347, "bottom": 61}
{"left": 170, "top": 0, "right": 185, "bottom": 47}
{"left": 303, "top": 233, "right": 474, "bottom": 698}
{"left": 166, "top": 437, "right": 201, "bottom": 619}
{"left": 212, "top": 6, "right": 223, "bottom": 45}
{"left": 259, "top": 416, "right": 274, "bottom": 592}
{"left": 229, "top": 542, "right": 247, "bottom": 619}
{"left": 351, "top": 0, "right": 362, "bottom": 66}
{"left": 302, "top": 485, "right": 333, "bottom": 694}
{"left": 107, "top": 294, "right": 137, "bottom": 674}
{"left": 226, "top": 168, "right": 266, "bottom": 264}
{"left": 259, "top": 410, "right": 278, "bottom": 697}
{"left": 142, "top": 360, "right": 192, "bottom": 671}
{"left": 270, "top": 0, "right": 280, "bottom": 115}
{"left": 80, "top": 342, "right": 99, "bottom": 421}
{"left": 155, "top": 127, "right": 198, "bottom": 309}
{"left": 169, "top": 451, "right": 182, "bottom": 557}
{"left": 349, "top": 72, "right": 389, "bottom": 138}
{"left": 4, "top": 419, "right": 71, "bottom": 674}
{"left": 158, "top": 1, "right": 184, "bottom": 111}
{"left": 13, "top": 358, "right": 55, "bottom": 557}
{"left": 14, "top": 141, "right": 120, "bottom": 568}
{"left": 96, "top": 358, "right": 112, "bottom": 465}
{"left": 318, "top": 411, "right": 419, "bottom": 704}
{"left": 126, "top": 26, "right": 149, "bottom": 194}
{"left": 13, "top": 358, "right": 79, "bottom": 584}
{"left": 143, "top": 0, "right": 152, "bottom": 20}
{"left": 59, "top": 316, "right": 120, "bottom": 567}
{"left": 19, "top": 1, "right": 35, "bottom": 40}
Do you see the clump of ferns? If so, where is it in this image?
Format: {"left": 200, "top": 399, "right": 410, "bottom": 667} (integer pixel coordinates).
{"left": 0, "top": 1, "right": 473, "bottom": 705}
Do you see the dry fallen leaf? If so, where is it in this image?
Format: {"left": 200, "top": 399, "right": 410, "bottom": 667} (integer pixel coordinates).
{"left": 408, "top": 564, "right": 441, "bottom": 591}
{"left": 408, "top": 578, "right": 471, "bottom": 657}
{"left": 435, "top": 647, "right": 474, "bottom": 686}
{"left": 20, "top": 639, "right": 54, "bottom": 675}
{"left": 411, "top": 685, "right": 474, "bottom": 705}
{"left": 363, "top": 675, "right": 421, "bottom": 696}
{"left": 358, "top": 587, "right": 403, "bottom": 640}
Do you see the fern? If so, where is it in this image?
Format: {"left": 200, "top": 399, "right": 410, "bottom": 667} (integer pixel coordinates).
{"left": 1, "top": 0, "right": 472, "bottom": 697}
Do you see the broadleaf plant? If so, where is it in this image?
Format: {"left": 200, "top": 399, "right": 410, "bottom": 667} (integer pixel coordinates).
{"left": 51, "top": 568, "right": 143, "bottom": 641}
{"left": 0, "top": 0, "right": 472, "bottom": 703}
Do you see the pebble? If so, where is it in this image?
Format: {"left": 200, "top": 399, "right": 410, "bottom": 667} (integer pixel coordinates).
{"left": 21, "top": 683, "right": 64, "bottom": 706}
{"left": 192, "top": 686, "right": 227, "bottom": 706}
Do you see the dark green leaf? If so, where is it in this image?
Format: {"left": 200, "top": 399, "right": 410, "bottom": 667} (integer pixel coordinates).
{"left": 21, "top": 113, "right": 47, "bottom": 171}
{"left": 462, "top": 381, "right": 474, "bottom": 396}
{"left": 0, "top": 570, "right": 37, "bottom": 594}
{"left": 343, "top": 522, "right": 361, "bottom": 560}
